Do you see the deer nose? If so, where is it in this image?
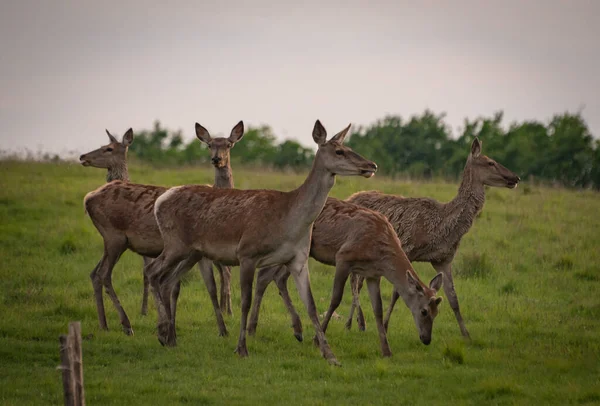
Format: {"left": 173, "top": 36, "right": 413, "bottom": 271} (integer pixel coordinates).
{"left": 79, "top": 154, "right": 85, "bottom": 160}
{"left": 212, "top": 157, "right": 221, "bottom": 164}
{"left": 370, "top": 162, "right": 378, "bottom": 171}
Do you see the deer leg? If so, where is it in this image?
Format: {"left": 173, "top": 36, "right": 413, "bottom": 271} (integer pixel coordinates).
{"left": 146, "top": 249, "right": 188, "bottom": 346}
{"left": 159, "top": 254, "right": 200, "bottom": 346}
{"left": 273, "top": 266, "right": 303, "bottom": 342}
{"left": 141, "top": 256, "right": 152, "bottom": 316}
{"left": 247, "top": 265, "right": 277, "bottom": 337}
{"left": 345, "top": 273, "right": 357, "bottom": 331}
{"left": 365, "top": 277, "right": 392, "bottom": 357}
{"left": 235, "top": 260, "right": 257, "bottom": 358}
{"left": 433, "top": 261, "right": 470, "bottom": 339}
{"left": 215, "top": 262, "right": 233, "bottom": 316}
{"left": 197, "top": 258, "right": 228, "bottom": 337}
{"left": 289, "top": 259, "right": 340, "bottom": 366}
{"left": 90, "top": 259, "right": 107, "bottom": 330}
{"left": 383, "top": 290, "right": 400, "bottom": 333}
{"left": 98, "top": 240, "right": 131, "bottom": 335}
{"left": 354, "top": 274, "right": 367, "bottom": 331}
{"left": 314, "top": 263, "right": 351, "bottom": 347}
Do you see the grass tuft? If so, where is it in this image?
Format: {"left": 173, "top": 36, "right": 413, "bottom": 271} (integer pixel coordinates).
{"left": 456, "top": 252, "right": 493, "bottom": 279}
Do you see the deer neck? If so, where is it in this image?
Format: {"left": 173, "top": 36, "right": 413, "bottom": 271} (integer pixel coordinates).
{"left": 443, "top": 162, "right": 485, "bottom": 236}
{"left": 289, "top": 152, "right": 335, "bottom": 230}
{"left": 214, "top": 163, "right": 234, "bottom": 189}
{"left": 107, "top": 161, "right": 129, "bottom": 183}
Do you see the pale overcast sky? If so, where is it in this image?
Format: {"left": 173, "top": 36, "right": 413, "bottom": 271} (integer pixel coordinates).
{"left": 1, "top": 0, "right": 598, "bottom": 156}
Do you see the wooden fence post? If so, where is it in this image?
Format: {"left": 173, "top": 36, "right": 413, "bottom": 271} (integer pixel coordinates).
{"left": 59, "top": 322, "right": 85, "bottom": 406}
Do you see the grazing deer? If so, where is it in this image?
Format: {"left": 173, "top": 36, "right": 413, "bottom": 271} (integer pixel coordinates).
{"left": 346, "top": 138, "right": 520, "bottom": 338}
{"left": 248, "top": 197, "right": 444, "bottom": 356}
{"left": 80, "top": 124, "right": 245, "bottom": 336}
{"left": 144, "top": 120, "right": 377, "bottom": 365}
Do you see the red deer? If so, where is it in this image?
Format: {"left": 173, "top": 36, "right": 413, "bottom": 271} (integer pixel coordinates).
{"left": 144, "top": 120, "right": 377, "bottom": 365}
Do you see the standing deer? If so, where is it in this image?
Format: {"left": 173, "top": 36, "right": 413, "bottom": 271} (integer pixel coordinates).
{"left": 144, "top": 120, "right": 377, "bottom": 365}
{"left": 346, "top": 138, "right": 520, "bottom": 338}
{"left": 194, "top": 122, "right": 246, "bottom": 316}
{"left": 80, "top": 123, "right": 245, "bottom": 336}
{"left": 247, "top": 197, "right": 444, "bottom": 356}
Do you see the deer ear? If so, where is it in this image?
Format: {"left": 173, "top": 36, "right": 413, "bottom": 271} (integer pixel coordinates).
{"left": 407, "top": 271, "right": 424, "bottom": 292}
{"left": 429, "top": 273, "right": 443, "bottom": 292}
{"left": 435, "top": 297, "right": 443, "bottom": 306}
{"left": 471, "top": 138, "right": 482, "bottom": 157}
{"left": 330, "top": 123, "right": 351, "bottom": 144}
{"left": 228, "top": 121, "right": 244, "bottom": 144}
{"left": 122, "top": 128, "right": 134, "bottom": 146}
{"left": 106, "top": 129, "right": 118, "bottom": 144}
{"left": 195, "top": 123, "right": 212, "bottom": 145}
{"left": 312, "top": 120, "right": 327, "bottom": 146}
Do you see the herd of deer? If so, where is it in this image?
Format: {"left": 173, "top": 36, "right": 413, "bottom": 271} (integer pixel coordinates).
{"left": 79, "top": 120, "right": 520, "bottom": 366}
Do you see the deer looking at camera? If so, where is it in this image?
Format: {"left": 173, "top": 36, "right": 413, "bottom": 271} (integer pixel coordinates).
{"left": 144, "top": 120, "right": 377, "bottom": 366}
{"left": 80, "top": 124, "right": 245, "bottom": 336}
{"left": 346, "top": 138, "right": 520, "bottom": 338}
{"left": 248, "top": 197, "right": 444, "bottom": 357}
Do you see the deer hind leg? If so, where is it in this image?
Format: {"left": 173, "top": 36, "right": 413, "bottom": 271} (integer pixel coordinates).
{"left": 158, "top": 253, "right": 200, "bottom": 346}
{"left": 145, "top": 248, "right": 188, "bottom": 346}
{"left": 433, "top": 261, "right": 470, "bottom": 339}
{"left": 197, "top": 258, "right": 228, "bottom": 337}
{"left": 354, "top": 274, "right": 367, "bottom": 331}
{"left": 365, "top": 277, "right": 392, "bottom": 357}
{"left": 235, "top": 259, "right": 257, "bottom": 358}
{"left": 314, "top": 262, "right": 351, "bottom": 347}
{"left": 247, "top": 265, "right": 277, "bottom": 337}
{"left": 289, "top": 258, "right": 340, "bottom": 366}
{"left": 215, "top": 262, "right": 233, "bottom": 316}
{"left": 98, "top": 238, "right": 132, "bottom": 335}
{"left": 141, "top": 256, "right": 152, "bottom": 316}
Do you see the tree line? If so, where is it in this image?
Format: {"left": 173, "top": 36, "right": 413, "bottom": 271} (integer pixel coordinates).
{"left": 129, "top": 111, "right": 600, "bottom": 189}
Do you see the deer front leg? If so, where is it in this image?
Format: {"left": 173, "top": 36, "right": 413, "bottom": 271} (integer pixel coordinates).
{"left": 273, "top": 266, "right": 303, "bottom": 342}
{"left": 99, "top": 240, "right": 132, "bottom": 335}
{"left": 433, "top": 261, "right": 470, "bottom": 339}
{"left": 215, "top": 262, "right": 233, "bottom": 316}
{"left": 235, "top": 259, "right": 257, "bottom": 358}
{"left": 365, "top": 277, "right": 392, "bottom": 357}
{"left": 141, "top": 256, "right": 152, "bottom": 316}
{"left": 315, "top": 263, "right": 351, "bottom": 347}
{"left": 289, "top": 258, "right": 340, "bottom": 366}
{"left": 247, "top": 265, "right": 277, "bottom": 337}
{"left": 90, "top": 259, "right": 107, "bottom": 330}
{"left": 383, "top": 290, "right": 400, "bottom": 332}
{"left": 198, "top": 258, "right": 228, "bottom": 337}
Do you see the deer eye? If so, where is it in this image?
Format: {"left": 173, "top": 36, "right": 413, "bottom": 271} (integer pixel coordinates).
{"left": 421, "top": 309, "right": 428, "bottom": 317}
{"left": 488, "top": 161, "right": 494, "bottom": 166}
{"left": 335, "top": 149, "right": 344, "bottom": 156}
{"left": 105, "top": 147, "right": 113, "bottom": 152}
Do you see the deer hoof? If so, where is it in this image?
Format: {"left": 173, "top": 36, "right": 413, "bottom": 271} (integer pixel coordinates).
{"left": 234, "top": 346, "right": 249, "bottom": 357}
{"left": 123, "top": 326, "right": 134, "bottom": 336}
{"left": 327, "top": 357, "right": 342, "bottom": 367}
{"left": 294, "top": 332, "right": 303, "bottom": 342}
{"left": 219, "top": 329, "right": 229, "bottom": 338}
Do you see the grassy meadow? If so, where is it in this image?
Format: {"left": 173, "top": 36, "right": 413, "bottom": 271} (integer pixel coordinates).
{"left": 1, "top": 159, "right": 599, "bottom": 405}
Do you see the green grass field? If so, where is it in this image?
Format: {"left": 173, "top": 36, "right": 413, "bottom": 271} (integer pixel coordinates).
{"left": 1, "top": 160, "right": 599, "bottom": 405}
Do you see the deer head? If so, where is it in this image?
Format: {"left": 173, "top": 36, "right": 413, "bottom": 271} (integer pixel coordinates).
{"left": 195, "top": 121, "right": 245, "bottom": 168}
{"left": 79, "top": 128, "right": 133, "bottom": 169}
{"left": 404, "top": 272, "right": 443, "bottom": 345}
{"left": 312, "top": 120, "right": 378, "bottom": 177}
{"left": 468, "top": 138, "right": 520, "bottom": 188}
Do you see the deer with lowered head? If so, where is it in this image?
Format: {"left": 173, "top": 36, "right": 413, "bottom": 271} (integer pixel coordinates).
{"left": 80, "top": 123, "right": 245, "bottom": 336}
{"left": 247, "top": 197, "right": 444, "bottom": 356}
{"left": 144, "top": 120, "right": 378, "bottom": 365}
{"left": 346, "top": 137, "right": 520, "bottom": 338}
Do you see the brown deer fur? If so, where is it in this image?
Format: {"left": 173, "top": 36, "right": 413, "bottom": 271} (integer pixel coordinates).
{"left": 81, "top": 124, "right": 245, "bottom": 336}
{"left": 346, "top": 138, "right": 520, "bottom": 338}
{"left": 248, "top": 197, "right": 444, "bottom": 356}
{"left": 144, "top": 120, "right": 377, "bottom": 365}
